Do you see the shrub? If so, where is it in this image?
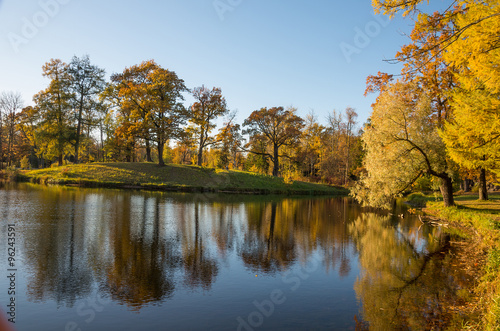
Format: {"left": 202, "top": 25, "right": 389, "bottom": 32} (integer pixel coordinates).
{"left": 20, "top": 156, "right": 30, "bottom": 169}
{"left": 406, "top": 192, "right": 430, "bottom": 207}
{"left": 5, "top": 166, "right": 19, "bottom": 181}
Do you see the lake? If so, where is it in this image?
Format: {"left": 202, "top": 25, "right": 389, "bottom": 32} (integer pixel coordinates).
{"left": 0, "top": 183, "right": 472, "bottom": 330}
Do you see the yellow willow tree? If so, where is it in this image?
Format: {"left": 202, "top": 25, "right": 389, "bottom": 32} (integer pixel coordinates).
{"left": 111, "top": 60, "right": 188, "bottom": 166}
{"left": 440, "top": 0, "right": 500, "bottom": 200}
{"left": 352, "top": 81, "right": 455, "bottom": 208}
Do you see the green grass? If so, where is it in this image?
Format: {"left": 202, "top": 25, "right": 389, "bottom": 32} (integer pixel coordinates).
{"left": 18, "top": 162, "right": 348, "bottom": 196}
{"left": 423, "top": 193, "right": 500, "bottom": 330}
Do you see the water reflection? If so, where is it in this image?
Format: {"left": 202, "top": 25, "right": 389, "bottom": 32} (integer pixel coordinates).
{"left": 15, "top": 185, "right": 358, "bottom": 312}
{"left": 0, "top": 184, "right": 472, "bottom": 330}
{"left": 350, "top": 212, "right": 473, "bottom": 330}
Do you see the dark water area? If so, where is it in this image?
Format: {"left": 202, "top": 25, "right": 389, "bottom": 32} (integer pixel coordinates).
{"left": 0, "top": 183, "right": 472, "bottom": 330}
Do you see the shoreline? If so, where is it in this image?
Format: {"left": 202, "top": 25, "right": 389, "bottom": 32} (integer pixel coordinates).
{"left": 6, "top": 162, "right": 349, "bottom": 197}
{"left": 421, "top": 195, "right": 500, "bottom": 330}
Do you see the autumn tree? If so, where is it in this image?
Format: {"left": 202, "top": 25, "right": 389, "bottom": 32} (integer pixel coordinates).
{"left": 0, "top": 92, "right": 23, "bottom": 167}
{"left": 317, "top": 108, "right": 362, "bottom": 185}
{"left": 34, "top": 59, "right": 75, "bottom": 166}
{"left": 67, "top": 55, "right": 106, "bottom": 163}
{"left": 344, "top": 107, "right": 358, "bottom": 184}
{"left": 441, "top": 84, "right": 499, "bottom": 201}
{"left": 243, "top": 106, "right": 304, "bottom": 177}
{"left": 440, "top": 1, "right": 500, "bottom": 200}
{"left": 189, "top": 86, "right": 229, "bottom": 166}
{"left": 111, "top": 60, "right": 188, "bottom": 166}
{"left": 352, "top": 81, "right": 455, "bottom": 208}
{"left": 372, "top": 0, "right": 447, "bottom": 17}
{"left": 101, "top": 83, "right": 140, "bottom": 162}
{"left": 17, "top": 106, "right": 41, "bottom": 167}
{"left": 215, "top": 114, "right": 244, "bottom": 169}
{"left": 320, "top": 109, "right": 344, "bottom": 183}
{"left": 244, "top": 138, "right": 270, "bottom": 174}
{"left": 173, "top": 130, "right": 196, "bottom": 165}
{"left": 372, "top": 0, "right": 500, "bottom": 173}
{"left": 298, "top": 111, "right": 325, "bottom": 179}
{"left": 362, "top": 0, "right": 466, "bottom": 205}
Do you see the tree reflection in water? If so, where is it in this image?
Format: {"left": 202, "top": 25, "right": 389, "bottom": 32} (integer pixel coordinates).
{"left": 240, "top": 201, "right": 296, "bottom": 274}
{"left": 24, "top": 190, "right": 93, "bottom": 307}
{"left": 17, "top": 185, "right": 472, "bottom": 327}
{"left": 180, "top": 202, "right": 219, "bottom": 290}
{"left": 21, "top": 189, "right": 359, "bottom": 312}
{"left": 101, "top": 195, "right": 178, "bottom": 309}
{"left": 350, "top": 212, "right": 473, "bottom": 330}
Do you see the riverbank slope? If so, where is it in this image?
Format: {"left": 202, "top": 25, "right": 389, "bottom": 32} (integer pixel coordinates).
{"left": 16, "top": 162, "right": 348, "bottom": 195}
{"left": 423, "top": 194, "right": 500, "bottom": 330}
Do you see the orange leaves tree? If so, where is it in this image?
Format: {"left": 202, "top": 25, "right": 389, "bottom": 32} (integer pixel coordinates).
{"left": 371, "top": 0, "right": 500, "bottom": 202}
{"left": 358, "top": 0, "right": 464, "bottom": 207}
{"left": 110, "top": 60, "right": 188, "bottom": 166}
{"left": 215, "top": 116, "right": 244, "bottom": 170}
{"left": 243, "top": 106, "right": 304, "bottom": 177}
{"left": 189, "top": 86, "right": 229, "bottom": 166}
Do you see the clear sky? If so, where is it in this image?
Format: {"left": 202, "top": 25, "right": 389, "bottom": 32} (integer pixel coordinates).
{"left": 0, "top": 0, "right": 444, "bottom": 127}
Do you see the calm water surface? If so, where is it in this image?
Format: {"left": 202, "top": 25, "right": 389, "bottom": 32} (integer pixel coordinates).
{"left": 0, "top": 184, "right": 471, "bottom": 330}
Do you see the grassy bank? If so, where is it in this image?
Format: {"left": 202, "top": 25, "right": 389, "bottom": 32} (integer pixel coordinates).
{"left": 16, "top": 162, "right": 348, "bottom": 196}
{"left": 412, "top": 192, "right": 500, "bottom": 330}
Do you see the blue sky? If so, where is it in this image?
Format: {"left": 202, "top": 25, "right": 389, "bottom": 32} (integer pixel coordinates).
{"left": 0, "top": 0, "right": 443, "bottom": 127}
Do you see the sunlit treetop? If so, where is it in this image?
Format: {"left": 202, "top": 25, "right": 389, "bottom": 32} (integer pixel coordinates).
{"left": 372, "top": 0, "right": 429, "bottom": 17}
{"left": 444, "top": 0, "right": 500, "bottom": 93}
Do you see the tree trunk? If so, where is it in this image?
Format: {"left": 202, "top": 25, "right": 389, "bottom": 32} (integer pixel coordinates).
{"left": 197, "top": 145, "right": 203, "bottom": 167}
{"left": 74, "top": 104, "right": 83, "bottom": 164}
{"left": 345, "top": 135, "right": 350, "bottom": 185}
{"left": 479, "top": 167, "right": 488, "bottom": 201}
{"left": 462, "top": 179, "right": 471, "bottom": 192}
{"left": 145, "top": 139, "right": 153, "bottom": 162}
{"left": 157, "top": 141, "right": 165, "bottom": 166}
{"left": 100, "top": 122, "right": 104, "bottom": 162}
{"left": 0, "top": 114, "right": 3, "bottom": 169}
{"left": 7, "top": 121, "right": 13, "bottom": 166}
{"left": 87, "top": 125, "right": 91, "bottom": 162}
{"left": 58, "top": 153, "right": 63, "bottom": 166}
{"left": 197, "top": 131, "right": 204, "bottom": 166}
{"left": 439, "top": 176, "right": 455, "bottom": 207}
{"left": 272, "top": 144, "right": 279, "bottom": 177}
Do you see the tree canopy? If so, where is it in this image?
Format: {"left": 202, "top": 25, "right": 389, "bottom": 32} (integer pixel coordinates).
{"left": 189, "top": 86, "right": 229, "bottom": 166}
{"left": 243, "top": 106, "right": 304, "bottom": 177}
{"left": 110, "top": 60, "right": 188, "bottom": 166}
{"left": 352, "top": 81, "right": 454, "bottom": 208}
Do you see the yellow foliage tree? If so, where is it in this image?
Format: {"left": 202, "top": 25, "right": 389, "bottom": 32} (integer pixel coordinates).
{"left": 441, "top": 0, "right": 500, "bottom": 199}
{"left": 352, "top": 81, "right": 455, "bottom": 208}
{"left": 110, "top": 60, "right": 188, "bottom": 166}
